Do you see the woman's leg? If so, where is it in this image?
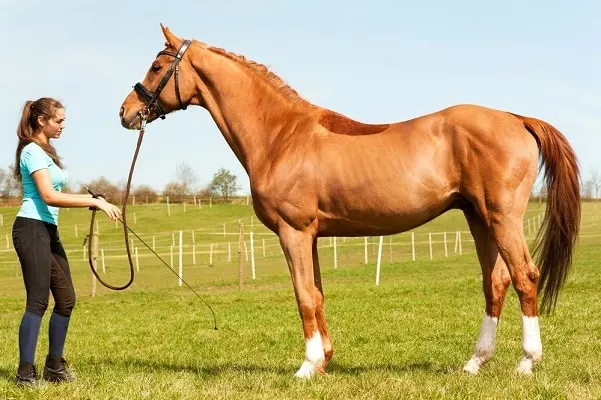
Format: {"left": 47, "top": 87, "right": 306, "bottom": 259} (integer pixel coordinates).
{"left": 48, "top": 229, "right": 76, "bottom": 359}
{"left": 44, "top": 225, "right": 76, "bottom": 382}
{"left": 12, "top": 217, "right": 52, "bottom": 383}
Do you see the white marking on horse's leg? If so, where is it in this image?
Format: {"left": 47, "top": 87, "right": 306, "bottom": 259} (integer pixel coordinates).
{"left": 294, "top": 332, "right": 325, "bottom": 379}
{"left": 515, "top": 315, "right": 542, "bottom": 375}
{"left": 463, "top": 314, "right": 498, "bottom": 375}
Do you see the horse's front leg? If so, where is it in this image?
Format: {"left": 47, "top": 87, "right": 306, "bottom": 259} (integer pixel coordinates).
{"left": 312, "top": 238, "right": 333, "bottom": 368}
{"left": 278, "top": 223, "right": 325, "bottom": 378}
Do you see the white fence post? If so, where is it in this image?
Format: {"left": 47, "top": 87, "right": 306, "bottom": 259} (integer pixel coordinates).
{"left": 375, "top": 236, "right": 383, "bottom": 285}
{"left": 444, "top": 232, "right": 448, "bottom": 257}
{"left": 250, "top": 231, "right": 256, "bottom": 280}
{"left": 178, "top": 231, "right": 183, "bottom": 286}
{"left": 333, "top": 237, "right": 338, "bottom": 269}
{"left": 411, "top": 232, "right": 415, "bottom": 261}
{"left": 429, "top": 232, "right": 433, "bottom": 260}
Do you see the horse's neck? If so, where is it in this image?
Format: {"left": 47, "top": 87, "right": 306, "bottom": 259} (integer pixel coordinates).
{"left": 191, "top": 50, "right": 309, "bottom": 178}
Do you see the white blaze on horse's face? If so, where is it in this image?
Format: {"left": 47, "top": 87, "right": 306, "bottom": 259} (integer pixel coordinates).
{"left": 294, "top": 332, "right": 325, "bottom": 378}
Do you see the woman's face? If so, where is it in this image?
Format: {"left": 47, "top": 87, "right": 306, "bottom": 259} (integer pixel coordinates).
{"left": 38, "top": 108, "right": 66, "bottom": 140}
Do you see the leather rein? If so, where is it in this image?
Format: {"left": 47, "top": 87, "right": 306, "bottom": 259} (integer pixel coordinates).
{"left": 88, "top": 40, "right": 192, "bottom": 290}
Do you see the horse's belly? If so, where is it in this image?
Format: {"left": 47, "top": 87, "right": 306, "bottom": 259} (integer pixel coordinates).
{"left": 315, "top": 185, "right": 456, "bottom": 237}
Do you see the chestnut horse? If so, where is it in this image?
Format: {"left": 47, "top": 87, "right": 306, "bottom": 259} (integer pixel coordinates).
{"left": 119, "top": 25, "right": 580, "bottom": 377}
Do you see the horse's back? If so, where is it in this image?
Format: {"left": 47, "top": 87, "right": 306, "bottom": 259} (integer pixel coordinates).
{"left": 392, "top": 103, "right": 539, "bottom": 159}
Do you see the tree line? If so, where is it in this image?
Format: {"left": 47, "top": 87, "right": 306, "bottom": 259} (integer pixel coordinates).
{"left": 534, "top": 169, "right": 601, "bottom": 200}
{"left": 2, "top": 160, "right": 600, "bottom": 202}
{"left": 0, "top": 162, "right": 241, "bottom": 203}
{"left": 582, "top": 170, "right": 601, "bottom": 200}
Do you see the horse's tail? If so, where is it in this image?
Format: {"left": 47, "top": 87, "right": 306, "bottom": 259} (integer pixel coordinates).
{"left": 511, "top": 113, "right": 581, "bottom": 315}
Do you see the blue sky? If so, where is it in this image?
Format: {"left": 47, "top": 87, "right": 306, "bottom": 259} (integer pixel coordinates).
{"left": 1, "top": 1, "right": 600, "bottom": 194}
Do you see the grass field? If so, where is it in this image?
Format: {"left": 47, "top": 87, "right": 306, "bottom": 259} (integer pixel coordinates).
{"left": 0, "top": 201, "right": 599, "bottom": 399}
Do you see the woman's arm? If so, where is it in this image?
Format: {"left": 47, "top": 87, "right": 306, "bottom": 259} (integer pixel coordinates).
{"left": 31, "top": 169, "right": 121, "bottom": 220}
{"left": 32, "top": 169, "right": 97, "bottom": 207}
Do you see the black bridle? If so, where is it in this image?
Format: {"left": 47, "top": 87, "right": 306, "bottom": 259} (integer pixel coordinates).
{"left": 133, "top": 39, "right": 192, "bottom": 119}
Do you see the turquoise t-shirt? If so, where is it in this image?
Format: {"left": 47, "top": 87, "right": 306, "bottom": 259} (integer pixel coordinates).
{"left": 16, "top": 142, "right": 67, "bottom": 226}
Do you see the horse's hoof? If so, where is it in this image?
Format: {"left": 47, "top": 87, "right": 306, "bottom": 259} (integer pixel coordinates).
{"left": 463, "top": 359, "right": 480, "bottom": 375}
{"left": 515, "top": 358, "right": 534, "bottom": 375}
{"left": 294, "top": 361, "right": 317, "bottom": 379}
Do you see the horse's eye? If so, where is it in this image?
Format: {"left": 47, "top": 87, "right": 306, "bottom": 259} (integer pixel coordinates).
{"left": 151, "top": 63, "right": 162, "bottom": 72}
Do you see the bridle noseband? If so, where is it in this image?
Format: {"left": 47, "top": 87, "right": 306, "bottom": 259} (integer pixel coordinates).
{"left": 133, "top": 39, "right": 192, "bottom": 120}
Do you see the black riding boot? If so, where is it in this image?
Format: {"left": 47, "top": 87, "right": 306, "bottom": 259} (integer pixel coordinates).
{"left": 43, "top": 355, "right": 76, "bottom": 382}
{"left": 15, "top": 363, "right": 38, "bottom": 387}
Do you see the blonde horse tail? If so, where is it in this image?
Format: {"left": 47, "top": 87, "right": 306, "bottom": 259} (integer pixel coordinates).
{"left": 510, "top": 113, "right": 581, "bottom": 314}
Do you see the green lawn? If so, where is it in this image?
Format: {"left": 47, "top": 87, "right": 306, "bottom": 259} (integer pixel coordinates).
{"left": 0, "top": 201, "right": 599, "bottom": 399}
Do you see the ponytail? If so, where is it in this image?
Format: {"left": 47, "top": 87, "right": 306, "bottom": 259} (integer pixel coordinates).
{"left": 14, "top": 98, "right": 64, "bottom": 181}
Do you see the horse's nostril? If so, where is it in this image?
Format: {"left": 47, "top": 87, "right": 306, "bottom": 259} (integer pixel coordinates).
{"left": 119, "top": 107, "right": 125, "bottom": 117}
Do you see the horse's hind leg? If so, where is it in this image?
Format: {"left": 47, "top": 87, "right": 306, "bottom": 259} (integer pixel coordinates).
{"left": 489, "top": 209, "right": 542, "bottom": 375}
{"left": 312, "top": 238, "right": 334, "bottom": 368}
{"left": 463, "top": 209, "right": 512, "bottom": 375}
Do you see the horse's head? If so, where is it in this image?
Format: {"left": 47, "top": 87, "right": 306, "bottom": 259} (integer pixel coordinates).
{"left": 120, "top": 24, "right": 198, "bottom": 130}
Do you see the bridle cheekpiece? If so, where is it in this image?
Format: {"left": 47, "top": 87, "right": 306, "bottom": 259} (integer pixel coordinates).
{"left": 133, "top": 39, "right": 192, "bottom": 120}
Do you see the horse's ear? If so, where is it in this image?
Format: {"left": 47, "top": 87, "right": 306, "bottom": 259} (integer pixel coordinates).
{"left": 160, "top": 23, "right": 183, "bottom": 48}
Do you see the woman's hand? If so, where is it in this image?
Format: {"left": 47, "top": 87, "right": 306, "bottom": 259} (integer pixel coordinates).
{"left": 93, "top": 197, "right": 122, "bottom": 221}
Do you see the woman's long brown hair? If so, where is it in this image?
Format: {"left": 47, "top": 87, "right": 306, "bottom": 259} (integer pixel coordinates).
{"left": 14, "top": 97, "right": 65, "bottom": 181}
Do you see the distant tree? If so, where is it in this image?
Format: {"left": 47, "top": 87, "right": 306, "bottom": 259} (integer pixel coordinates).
{"left": 2, "top": 164, "right": 22, "bottom": 196}
{"left": 210, "top": 168, "right": 240, "bottom": 199}
{"left": 78, "top": 177, "right": 121, "bottom": 203}
{"left": 175, "top": 162, "right": 198, "bottom": 195}
{"left": 197, "top": 184, "right": 212, "bottom": 197}
{"left": 115, "top": 179, "right": 135, "bottom": 203}
{"left": 582, "top": 180, "right": 594, "bottom": 199}
{"left": 61, "top": 182, "right": 74, "bottom": 193}
{"left": 590, "top": 170, "right": 601, "bottom": 199}
{"left": 0, "top": 168, "right": 5, "bottom": 196}
{"left": 133, "top": 184, "right": 158, "bottom": 203}
{"left": 163, "top": 181, "right": 187, "bottom": 196}
{"left": 538, "top": 185, "right": 548, "bottom": 200}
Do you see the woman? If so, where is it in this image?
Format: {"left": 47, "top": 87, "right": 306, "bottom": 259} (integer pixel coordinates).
{"left": 12, "top": 97, "right": 121, "bottom": 386}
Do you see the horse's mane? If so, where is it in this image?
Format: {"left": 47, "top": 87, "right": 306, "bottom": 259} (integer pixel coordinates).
{"left": 189, "top": 41, "right": 389, "bottom": 136}
{"left": 203, "top": 42, "right": 311, "bottom": 106}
